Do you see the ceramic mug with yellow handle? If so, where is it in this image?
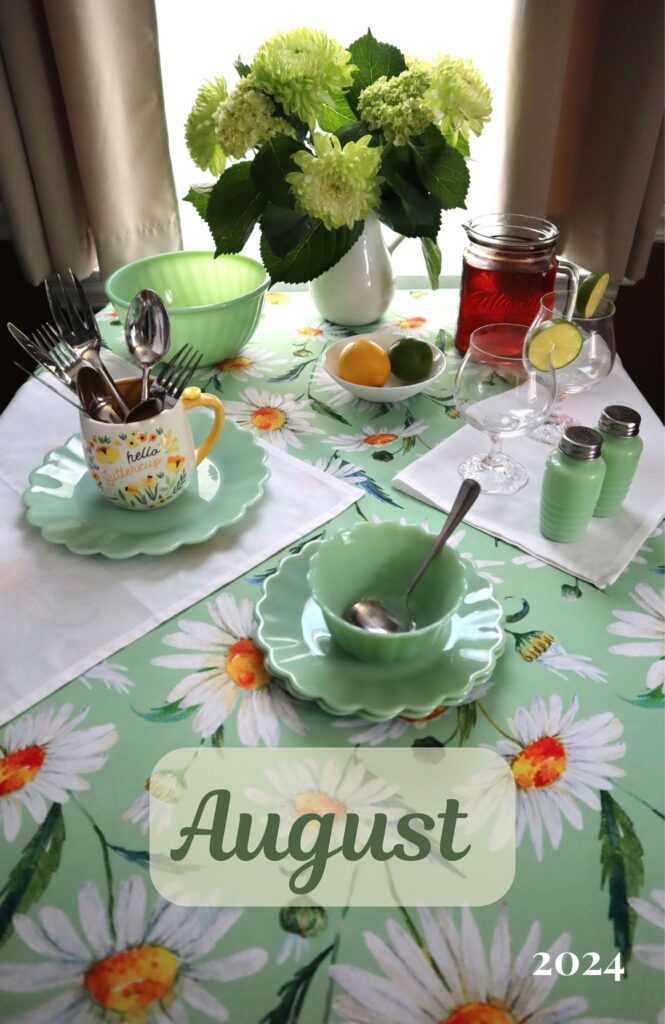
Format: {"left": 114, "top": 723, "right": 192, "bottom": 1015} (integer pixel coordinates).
{"left": 80, "top": 379, "right": 224, "bottom": 510}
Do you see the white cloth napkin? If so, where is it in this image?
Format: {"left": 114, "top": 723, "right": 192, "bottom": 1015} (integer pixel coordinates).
{"left": 393, "top": 362, "right": 664, "bottom": 588}
{"left": 0, "top": 359, "right": 359, "bottom": 726}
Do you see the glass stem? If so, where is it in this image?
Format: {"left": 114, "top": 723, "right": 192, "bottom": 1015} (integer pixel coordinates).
{"left": 485, "top": 434, "right": 502, "bottom": 465}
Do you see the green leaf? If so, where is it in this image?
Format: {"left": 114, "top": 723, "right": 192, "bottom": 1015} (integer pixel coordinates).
{"left": 317, "top": 91, "right": 356, "bottom": 131}
{"left": 372, "top": 450, "right": 394, "bottom": 462}
{"left": 206, "top": 161, "right": 266, "bottom": 255}
{"left": 309, "top": 397, "right": 351, "bottom": 426}
{"left": 107, "top": 843, "right": 150, "bottom": 867}
{"left": 623, "top": 684, "right": 665, "bottom": 709}
{"left": 260, "top": 943, "right": 335, "bottom": 1023}
{"left": 0, "top": 804, "right": 65, "bottom": 947}
{"left": 251, "top": 137, "right": 303, "bottom": 208}
{"left": 379, "top": 146, "right": 441, "bottom": 239}
{"left": 133, "top": 700, "right": 196, "bottom": 723}
{"left": 347, "top": 29, "right": 406, "bottom": 114}
{"left": 505, "top": 598, "right": 530, "bottom": 624}
{"left": 268, "top": 359, "right": 317, "bottom": 384}
{"left": 335, "top": 121, "right": 378, "bottom": 146}
{"left": 457, "top": 703, "right": 477, "bottom": 745}
{"left": 260, "top": 220, "right": 363, "bottom": 285}
{"left": 412, "top": 736, "right": 445, "bottom": 748}
{"left": 443, "top": 127, "right": 471, "bottom": 157}
{"left": 183, "top": 184, "right": 214, "bottom": 221}
{"left": 261, "top": 205, "right": 313, "bottom": 259}
{"left": 234, "top": 57, "right": 251, "bottom": 78}
{"left": 211, "top": 725, "right": 225, "bottom": 748}
{"left": 412, "top": 127, "right": 470, "bottom": 211}
{"left": 421, "top": 237, "right": 442, "bottom": 290}
{"left": 599, "top": 791, "right": 645, "bottom": 963}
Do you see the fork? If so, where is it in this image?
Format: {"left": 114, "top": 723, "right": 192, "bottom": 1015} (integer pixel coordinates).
{"left": 7, "top": 323, "right": 75, "bottom": 389}
{"left": 44, "top": 271, "right": 130, "bottom": 416}
{"left": 152, "top": 345, "right": 202, "bottom": 406}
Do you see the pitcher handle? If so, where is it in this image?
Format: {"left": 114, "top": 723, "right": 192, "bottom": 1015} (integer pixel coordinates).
{"left": 182, "top": 387, "right": 225, "bottom": 465}
{"left": 557, "top": 258, "right": 580, "bottom": 319}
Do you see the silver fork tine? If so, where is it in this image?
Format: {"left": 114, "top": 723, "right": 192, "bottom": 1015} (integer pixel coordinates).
{"left": 167, "top": 349, "right": 199, "bottom": 395}
{"left": 58, "top": 273, "right": 87, "bottom": 339}
{"left": 156, "top": 344, "right": 193, "bottom": 389}
{"left": 172, "top": 352, "right": 202, "bottom": 397}
{"left": 34, "top": 326, "right": 60, "bottom": 354}
{"left": 70, "top": 270, "right": 99, "bottom": 337}
{"left": 44, "top": 278, "right": 71, "bottom": 339}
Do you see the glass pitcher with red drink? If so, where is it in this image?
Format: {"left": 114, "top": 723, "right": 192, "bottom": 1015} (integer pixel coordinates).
{"left": 454, "top": 214, "right": 579, "bottom": 355}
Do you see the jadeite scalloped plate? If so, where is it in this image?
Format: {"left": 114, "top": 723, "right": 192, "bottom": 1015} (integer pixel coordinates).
{"left": 23, "top": 413, "right": 269, "bottom": 558}
{"left": 256, "top": 540, "right": 505, "bottom": 721}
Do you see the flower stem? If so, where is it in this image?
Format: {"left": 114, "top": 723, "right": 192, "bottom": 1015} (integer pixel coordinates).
{"left": 477, "top": 701, "right": 517, "bottom": 744}
{"left": 323, "top": 866, "right": 359, "bottom": 1023}
{"left": 615, "top": 783, "right": 665, "bottom": 820}
{"left": 72, "top": 794, "right": 116, "bottom": 941}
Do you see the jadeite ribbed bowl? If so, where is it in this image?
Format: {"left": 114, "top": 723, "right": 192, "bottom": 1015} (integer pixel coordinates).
{"left": 307, "top": 522, "right": 467, "bottom": 663}
{"left": 105, "top": 251, "right": 269, "bottom": 366}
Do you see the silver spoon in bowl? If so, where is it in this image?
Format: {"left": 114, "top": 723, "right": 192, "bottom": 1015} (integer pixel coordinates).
{"left": 346, "top": 477, "right": 481, "bottom": 634}
{"left": 125, "top": 289, "right": 171, "bottom": 402}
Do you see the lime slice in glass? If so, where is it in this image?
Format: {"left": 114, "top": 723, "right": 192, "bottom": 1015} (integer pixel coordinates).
{"left": 575, "top": 271, "right": 610, "bottom": 317}
{"left": 527, "top": 319, "right": 584, "bottom": 370}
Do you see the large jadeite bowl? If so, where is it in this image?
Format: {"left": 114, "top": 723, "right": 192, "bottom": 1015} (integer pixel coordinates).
{"left": 105, "top": 251, "right": 269, "bottom": 366}
{"left": 307, "top": 522, "right": 467, "bottom": 663}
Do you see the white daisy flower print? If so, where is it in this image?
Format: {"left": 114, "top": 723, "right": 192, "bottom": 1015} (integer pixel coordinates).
{"left": 80, "top": 660, "right": 133, "bottom": 694}
{"left": 223, "top": 389, "right": 323, "bottom": 450}
{"left": 153, "top": 594, "right": 308, "bottom": 745}
{"left": 0, "top": 875, "right": 267, "bottom": 1023}
{"left": 447, "top": 528, "right": 505, "bottom": 584}
{"left": 314, "top": 455, "right": 367, "bottom": 487}
{"left": 331, "top": 905, "right": 639, "bottom": 1024}
{"left": 608, "top": 583, "right": 665, "bottom": 689}
{"left": 536, "top": 643, "right": 607, "bottom": 683}
{"left": 388, "top": 314, "right": 431, "bottom": 338}
{"left": 0, "top": 703, "right": 116, "bottom": 842}
{"left": 630, "top": 888, "right": 665, "bottom": 970}
{"left": 329, "top": 419, "right": 428, "bottom": 452}
{"left": 211, "top": 342, "right": 287, "bottom": 380}
{"left": 467, "top": 694, "right": 625, "bottom": 860}
{"left": 123, "top": 770, "right": 184, "bottom": 836}
{"left": 246, "top": 755, "right": 402, "bottom": 846}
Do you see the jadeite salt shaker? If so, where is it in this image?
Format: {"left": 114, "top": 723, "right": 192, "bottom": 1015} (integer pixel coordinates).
{"left": 593, "top": 405, "right": 643, "bottom": 517}
{"left": 540, "top": 427, "right": 606, "bottom": 543}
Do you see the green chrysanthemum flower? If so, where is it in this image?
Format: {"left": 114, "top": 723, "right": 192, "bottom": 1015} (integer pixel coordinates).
{"left": 358, "top": 65, "right": 433, "bottom": 146}
{"left": 426, "top": 55, "right": 492, "bottom": 144}
{"left": 185, "top": 77, "right": 228, "bottom": 174}
{"left": 212, "top": 77, "right": 293, "bottom": 160}
{"left": 286, "top": 134, "right": 383, "bottom": 230}
{"left": 252, "top": 28, "right": 355, "bottom": 129}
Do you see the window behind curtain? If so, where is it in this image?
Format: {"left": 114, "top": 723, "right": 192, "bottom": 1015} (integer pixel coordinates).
{"left": 155, "top": 0, "right": 514, "bottom": 281}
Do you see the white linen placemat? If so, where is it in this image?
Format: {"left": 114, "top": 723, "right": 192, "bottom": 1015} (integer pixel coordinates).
{"left": 393, "top": 362, "right": 664, "bottom": 588}
{"left": 0, "top": 364, "right": 359, "bottom": 726}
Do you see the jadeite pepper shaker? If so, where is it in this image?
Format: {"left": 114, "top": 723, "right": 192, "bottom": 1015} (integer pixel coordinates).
{"left": 594, "top": 405, "right": 643, "bottom": 517}
{"left": 540, "top": 426, "right": 606, "bottom": 543}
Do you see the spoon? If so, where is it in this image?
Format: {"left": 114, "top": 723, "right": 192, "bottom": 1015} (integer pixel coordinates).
{"left": 125, "top": 289, "right": 171, "bottom": 401}
{"left": 125, "top": 396, "right": 164, "bottom": 422}
{"left": 346, "top": 477, "right": 482, "bottom": 633}
{"left": 76, "top": 365, "right": 122, "bottom": 424}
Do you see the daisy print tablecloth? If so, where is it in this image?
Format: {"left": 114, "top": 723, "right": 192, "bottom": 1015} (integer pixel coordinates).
{"left": 1, "top": 289, "right": 663, "bottom": 1023}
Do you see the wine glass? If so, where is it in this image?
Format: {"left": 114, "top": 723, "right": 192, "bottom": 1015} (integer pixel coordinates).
{"left": 454, "top": 323, "right": 556, "bottom": 494}
{"left": 525, "top": 290, "right": 616, "bottom": 445}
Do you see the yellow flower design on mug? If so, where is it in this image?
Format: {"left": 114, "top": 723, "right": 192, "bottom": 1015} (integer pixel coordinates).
{"left": 166, "top": 454, "right": 186, "bottom": 473}
{"left": 95, "top": 445, "right": 119, "bottom": 464}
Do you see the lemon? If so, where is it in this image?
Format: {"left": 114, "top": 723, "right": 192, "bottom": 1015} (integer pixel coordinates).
{"left": 337, "top": 337, "right": 391, "bottom": 387}
{"left": 526, "top": 319, "right": 584, "bottom": 371}
{"left": 575, "top": 271, "right": 610, "bottom": 317}
{"left": 389, "top": 338, "right": 434, "bottom": 382}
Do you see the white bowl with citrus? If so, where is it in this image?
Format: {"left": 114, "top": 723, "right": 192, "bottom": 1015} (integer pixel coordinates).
{"left": 322, "top": 330, "right": 446, "bottom": 403}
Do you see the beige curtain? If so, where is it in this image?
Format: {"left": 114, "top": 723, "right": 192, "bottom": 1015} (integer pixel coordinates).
{"left": 501, "top": 0, "right": 664, "bottom": 282}
{"left": 0, "top": 0, "right": 181, "bottom": 285}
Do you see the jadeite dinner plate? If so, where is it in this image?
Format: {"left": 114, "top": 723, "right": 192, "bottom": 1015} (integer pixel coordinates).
{"left": 256, "top": 540, "right": 505, "bottom": 721}
{"left": 23, "top": 414, "right": 269, "bottom": 558}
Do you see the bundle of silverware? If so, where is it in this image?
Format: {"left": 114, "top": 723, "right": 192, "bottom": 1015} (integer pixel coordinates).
{"left": 8, "top": 271, "right": 202, "bottom": 423}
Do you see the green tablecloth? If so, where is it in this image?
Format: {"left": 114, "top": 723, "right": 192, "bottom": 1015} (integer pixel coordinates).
{"left": 0, "top": 289, "right": 663, "bottom": 1023}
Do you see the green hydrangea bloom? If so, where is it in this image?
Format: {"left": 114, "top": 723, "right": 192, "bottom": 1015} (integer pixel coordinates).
{"left": 286, "top": 134, "right": 382, "bottom": 230}
{"left": 426, "top": 55, "right": 492, "bottom": 144}
{"left": 252, "top": 28, "right": 354, "bottom": 130}
{"left": 213, "top": 78, "right": 293, "bottom": 160}
{"left": 185, "top": 78, "right": 228, "bottom": 174}
{"left": 358, "top": 65, "right": 433, "bottom": 146}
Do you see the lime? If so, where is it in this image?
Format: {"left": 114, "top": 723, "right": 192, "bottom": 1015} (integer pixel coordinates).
{"left": 388, "top": 338, "right": 434, "bottom": 382}
{"left": 338, "top": 337, "right": 391, "bottom": 387}
{"left": 575, "top": 271, "right": 610, "bottom": 317}
{"left": 526, "top": 319, "right": 584, "bottom": 371}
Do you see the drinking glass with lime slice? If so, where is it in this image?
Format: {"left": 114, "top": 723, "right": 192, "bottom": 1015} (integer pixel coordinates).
{"left": 524, "top": 287, "right": 616, "bottom": 445}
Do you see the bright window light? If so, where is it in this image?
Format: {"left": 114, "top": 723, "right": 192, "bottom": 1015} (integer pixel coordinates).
{"left": 155, "top": 0, "right": 515, "bottom": 281}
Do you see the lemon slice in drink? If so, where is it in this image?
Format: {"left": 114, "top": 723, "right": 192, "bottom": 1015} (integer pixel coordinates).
{"left": 575, "top": 271, "right": 610, "bottom": 317}
{"left": 526, "top": 319, "right": 584, "bottom": 371}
